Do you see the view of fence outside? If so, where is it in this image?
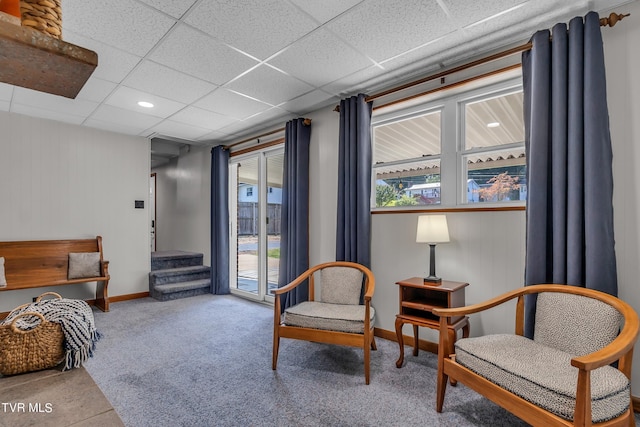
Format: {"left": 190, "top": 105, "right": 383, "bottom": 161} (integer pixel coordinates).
{"left": 237, "top": 202, "right": 281, "bottom": 236}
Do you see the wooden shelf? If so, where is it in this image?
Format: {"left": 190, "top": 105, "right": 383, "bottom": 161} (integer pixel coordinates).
{"left": 0, "top": 17, "right": 97, "bottom": 99}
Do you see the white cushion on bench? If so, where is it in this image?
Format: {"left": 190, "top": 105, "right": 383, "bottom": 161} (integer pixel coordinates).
{"left": 283, "top": 301, "right": 375, "bottom": 334}
{"left": 455, "top": 334, "right": 630, "bottom": 423}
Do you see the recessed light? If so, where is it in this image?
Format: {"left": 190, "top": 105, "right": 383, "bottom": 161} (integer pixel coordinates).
{"left": 487, "top": 122, "right": 500, "bottom": 128}
{"left": 138, "top": 101, "right": 154, "bottom": 108}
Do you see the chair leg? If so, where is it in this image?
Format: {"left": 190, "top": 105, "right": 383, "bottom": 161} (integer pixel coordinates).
{"left": 371, "top": 336, "right": 377, "bottom": 351}
{"left": 436, "top": 366, "right": 448, "bottom": 412}
{"left": 272, "top": 328, "right": 280, "bottom": 370}
{"left": 364, "top": 339, "right": 371, "bottom": 385}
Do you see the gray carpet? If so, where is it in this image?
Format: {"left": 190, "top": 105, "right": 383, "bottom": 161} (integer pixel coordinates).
{"left": 81, "top": 295, "right": 620, "bottom": 427}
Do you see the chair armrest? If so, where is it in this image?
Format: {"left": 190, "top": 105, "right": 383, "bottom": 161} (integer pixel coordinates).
{"left": 271, "top": 270, "right": 312, "bottom": 295}
{"left": 100, "top": 260, "right": 110, "bottom": 278}
{"left": 432, "top": 287, "right": 526, "bottom": 317}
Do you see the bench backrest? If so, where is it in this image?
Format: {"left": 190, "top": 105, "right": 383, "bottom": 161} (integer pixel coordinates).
{"left": 534, "top": 291, "right": 622, "bottom": 356}
{"left": 0, "top": 236, "right": 104, "bottom": 289}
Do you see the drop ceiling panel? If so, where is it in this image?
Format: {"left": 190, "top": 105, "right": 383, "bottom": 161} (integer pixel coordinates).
{"left": 149, "top": 24, "right": 258, "bottom": 85}
{"left": 63, "top": 31, "right": 142, "bottom": 84}
{"left": 105, "top": 86, "right": 186, "bottom": 118}
{"left": 90, "top": 104, "right": 164, "bottom": 132}
{"left": 12, "top": 87, "right": 99, "bottom": 117}
{"left": 289, "top": 0, "right": 364, "bottom": 24}
{"left": 11, "top": 103, "right": 86, "bottom": 125}
{"left": 280, "top": 90, "right": 337, "bottom": 115}
{"left": 184, "top": 0, "right": 318, "bottom": 60}
{"left": 194, "top": 89, "right": 271, "bottom": 120}
{"left": 444, "top": 0, "right": 528, "bottom": 27}
{"left": 269, "top": 28, "right": 373, "bottom": 87}
{"left": 62, "top": 0, "right": 177, "bottom": 57}
{"left": 74, "top": 78, "right": 117, "bottom": 104}
{"left": 0, "top": 82, "right": 13, "bottom": 101}
{"left": 137, "top": 0, "right": 197, "bottom": 18}
{"left": 123, "top": 60, "right": 217, "bottom": 104}
{"left": 326, "top": 0, "right": 453, "bottom": 62}
{"left": 146, "top": 119, "right": 211, "bottom": 140}
{"left": 170, "top": 106, "right": 239, "bottom": 130}
{"left": 226, "top": 65, "right": 314, "bottom": 106}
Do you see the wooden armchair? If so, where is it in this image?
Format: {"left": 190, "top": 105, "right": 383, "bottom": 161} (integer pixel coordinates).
{"left": 272, "top": 261, "right": 376, "bottom": 384}
{"left": 432, "top": 284, "right": 639, "bottom": 427}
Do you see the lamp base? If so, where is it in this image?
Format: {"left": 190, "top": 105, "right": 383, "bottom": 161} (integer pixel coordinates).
{"left": 423, "top": 276, "right": 442, "bottom": 285}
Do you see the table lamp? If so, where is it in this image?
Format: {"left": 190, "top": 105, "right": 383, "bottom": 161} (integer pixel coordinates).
{"left": 416, "top": 215, "right": 450, "bottom": 284}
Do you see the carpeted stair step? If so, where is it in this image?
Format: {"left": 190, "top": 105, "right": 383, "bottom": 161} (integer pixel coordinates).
{"left": 150, "top": 279, "right": 211, "bottom": 301}
{"left": 149, "top": 266, "right": 211, "bottom": 286}
{"left": 151, "top": 250, "right": 204, "bottom": 271}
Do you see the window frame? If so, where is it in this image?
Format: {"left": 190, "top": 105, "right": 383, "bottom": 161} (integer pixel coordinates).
{"left": 371, "top": 75, "right": 525, "bottom": 211}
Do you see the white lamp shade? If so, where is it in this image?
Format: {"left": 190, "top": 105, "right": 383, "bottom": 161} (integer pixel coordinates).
{"left": 416, "top": 215, "right": 450, "bottom": 244}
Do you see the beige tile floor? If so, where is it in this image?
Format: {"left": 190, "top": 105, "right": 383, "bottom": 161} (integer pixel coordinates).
{"left": 0, "top": 367, "right": 123, "bottom": 427}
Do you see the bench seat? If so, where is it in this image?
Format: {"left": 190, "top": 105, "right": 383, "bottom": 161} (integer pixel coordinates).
{"left": 0, "top": 236, "right": 110, "bottom": 312}
{"left": 455, "top": 334, "right": 629, "bottom": 423}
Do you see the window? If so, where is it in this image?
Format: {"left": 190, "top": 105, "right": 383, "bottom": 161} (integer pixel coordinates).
{"left": 373, "top": 109, "right": 442, "bottom": 207}
{"left": 246, "top": 187, "right": 253, "bottom": 197}
{"left": 372, "top": 76, "right": 525, "bottom": 209}
{"left": 462, "top": 90, "right": 526, "bottom": 203}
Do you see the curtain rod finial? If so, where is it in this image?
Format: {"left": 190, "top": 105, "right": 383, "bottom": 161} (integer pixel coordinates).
{"left": 303, "top": 118, "right": 312, "bottom": 126}
{"left": 600, "top": 12, "right": 630, "bottom": 28}
{"left": 334, "top": 105, "right": 340, "bottom": 112}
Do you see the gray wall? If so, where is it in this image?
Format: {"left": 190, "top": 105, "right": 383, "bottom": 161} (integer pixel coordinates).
{"left": 0, "top": 111, "right": 150, "bottom": 311}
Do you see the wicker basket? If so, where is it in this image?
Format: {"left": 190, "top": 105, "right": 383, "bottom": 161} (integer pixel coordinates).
{"left": 0, "top": 312, "right": 64, "bottom": 376}
{"left": 20, "top": 0, "right": 62, "bottom": 39}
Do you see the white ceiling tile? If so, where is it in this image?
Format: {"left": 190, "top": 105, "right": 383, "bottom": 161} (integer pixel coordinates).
{"left": 76, "top": 78, "right": 118, "bottom": 103}
{"left": 184, "top": 0, "right": 318, "bottom": 59}
{"left": 290, "top": 0, "right": 364, "bottom": 24}
{"left": 11, "top": 104, "right": 86, "bottom": 125}
{"left": 170, "top": 106, "right": 239, "bottom": 130}
{"left": 84, "top": 117, "right": 149, "bottom": 136}
{"left": 269, "top": 28, "right": 373, "bottom": 87}
{"left": 137, "top": 0, "right": 197, "bottom": 18}
{"left": 63, "top": 0, "right": 176, "bottom": 56}
{"left": 105, "top": 86, "right": 186, "bottom": 118}
{"left": 0, "top": 101, "right": 10, "bottom": 112}
{"left": 12, "top": 87, "right": 99, "bottom": 117}
{"left": 63, "top": 31, "right": 142, "bottom": 84}
{"left": 195, "top": 130, "right": 227, "bottom": 142}
{"left": 194, "top": 89, "right": 271, "bottom": 120}
{"left": 146, "top": 120, "right": 212, "bottom": 141}
{"left": 90, "top": 104, "right": 163, "bottom": 132}
{"left": 150, "top": 24, "right": 258, "bottom": 85}
{"left": 326, "top": 0, "right": 453, "bottom": 62}
{"left": 444, "top": 0, "right": 528, "bottom": 27}
{"left": 280, "top": 90, "right": 338, "bottom": 115}
{"left": 123, "top": 61, "right": 217, "bottom": 104}
{"left": 322, "top": 65, "right": 389, "bottom": 96}
{"left": 225, "top": 65, "right": 314, "bottom": 106}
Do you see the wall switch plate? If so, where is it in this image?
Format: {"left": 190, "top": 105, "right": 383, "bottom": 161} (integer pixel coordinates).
{"left": 135, "top": 200, "right": 144, "bottom": 209}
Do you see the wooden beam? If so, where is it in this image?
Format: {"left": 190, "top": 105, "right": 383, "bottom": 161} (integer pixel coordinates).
{"left": 0, "top": 17, "right": 97, "bottom": 99}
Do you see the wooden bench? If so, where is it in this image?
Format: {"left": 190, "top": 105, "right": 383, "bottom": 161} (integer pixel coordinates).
{"left": 0, "top": 236, "right": 110, "bottom": 312}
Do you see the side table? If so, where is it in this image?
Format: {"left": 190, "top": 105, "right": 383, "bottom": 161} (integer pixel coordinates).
{"left": 395, "top": 277, "right": 470, "bottom": 368}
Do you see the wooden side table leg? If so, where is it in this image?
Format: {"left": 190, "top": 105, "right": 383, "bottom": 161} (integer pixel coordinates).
{"left": 412, "top": 324, "right": 419, "bottom": 356}
{"left": 395, "top": 316, "right": 405, "bottom": 368}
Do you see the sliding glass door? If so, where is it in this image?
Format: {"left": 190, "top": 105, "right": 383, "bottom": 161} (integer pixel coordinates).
{"left": 229, "top": 148, "right": 283, "bottom": 302}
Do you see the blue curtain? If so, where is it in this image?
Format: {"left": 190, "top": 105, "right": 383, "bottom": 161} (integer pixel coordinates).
{"left": 211, "top": 145, "right": 230, "bottom": 294}
{"left": 278, "top": 118, "right": 311, "bottom": 310}
{"left": 336, "top": 94, "right": 373, "bottom": 268}
{"left": 522, "top": 11, "right": 616, "bottom": 337}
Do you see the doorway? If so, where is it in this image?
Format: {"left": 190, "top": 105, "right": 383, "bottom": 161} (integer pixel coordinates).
{"left": 229, "top": 148, "right": 283, "bottom": 303}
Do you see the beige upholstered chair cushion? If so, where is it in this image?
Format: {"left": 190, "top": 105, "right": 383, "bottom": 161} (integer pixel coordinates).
{"left": 455, "top": 334, "right": 630, "bottom": 423}
{"left": 534, "top": 292, "right": 621, "bottom": 356}
{"left": 320, "top": 266, "right": 363, "bottom": 305}
{"left": 283, "top": 301, "right": 375, "bottom": 334}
